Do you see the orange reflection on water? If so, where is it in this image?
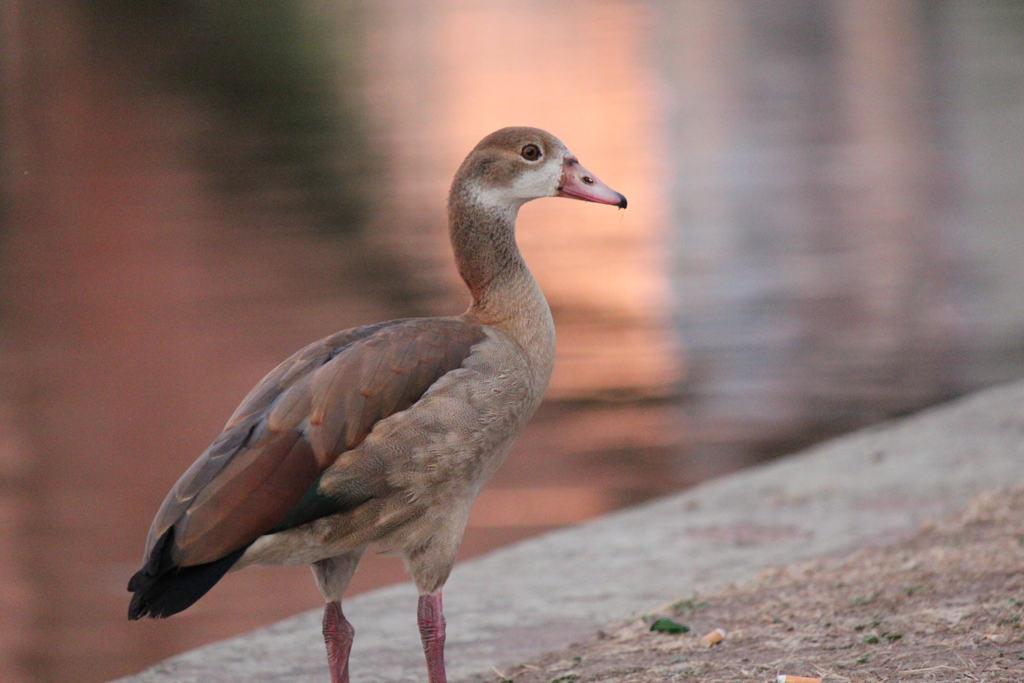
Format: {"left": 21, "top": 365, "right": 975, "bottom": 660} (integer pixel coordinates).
{"left": 363, "top": 0, "right": 684, "bottom": 398}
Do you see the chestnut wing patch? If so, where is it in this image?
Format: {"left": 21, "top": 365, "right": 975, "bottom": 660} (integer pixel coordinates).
{"left": 145, "top": 318, "right": 487, "bottom": 568}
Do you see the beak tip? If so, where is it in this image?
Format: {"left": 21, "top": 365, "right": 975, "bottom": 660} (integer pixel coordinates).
{"left": 617, "top": 194, "right": 628, "bottom": 209}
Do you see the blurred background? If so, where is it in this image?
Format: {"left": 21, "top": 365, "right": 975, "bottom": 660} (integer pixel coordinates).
{"left": 1, "top": 1, "right": 1023, "bottom": 681}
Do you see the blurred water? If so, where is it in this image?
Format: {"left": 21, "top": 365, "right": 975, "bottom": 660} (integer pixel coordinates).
{"left": 1, "top": 1, "right": 1023, "bottom": 682}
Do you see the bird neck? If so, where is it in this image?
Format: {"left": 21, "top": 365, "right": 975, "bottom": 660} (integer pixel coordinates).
{"left": 447, "top": 186, "right": 529, "bottom": 312}
{"left": 448, "top": 185, "right": 553, "bottom": 344}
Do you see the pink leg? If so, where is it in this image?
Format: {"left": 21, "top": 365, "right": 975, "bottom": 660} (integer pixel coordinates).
{"left": 323, "top": 601, "right": 355, "bottom": 683}
{"left": 417, "top": 592, "right": 447, "bottom": 683}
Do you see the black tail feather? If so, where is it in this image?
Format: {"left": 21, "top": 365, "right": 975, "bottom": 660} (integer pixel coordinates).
{"left": 128, "top": 528, "right": 248, "bottom": 620}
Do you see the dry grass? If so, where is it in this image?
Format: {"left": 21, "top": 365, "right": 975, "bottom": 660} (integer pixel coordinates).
{"left": 491, "top": 486, "right": 1024, "bottom": 683}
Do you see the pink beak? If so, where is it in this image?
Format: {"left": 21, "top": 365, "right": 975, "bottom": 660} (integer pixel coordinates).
{"left": 556, "top": 158, "right": 627, "bottom": 208}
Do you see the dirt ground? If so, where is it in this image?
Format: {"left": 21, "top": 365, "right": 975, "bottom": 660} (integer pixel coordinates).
{"left": 492, "top": 485, "right": 1024, "bottom": 683}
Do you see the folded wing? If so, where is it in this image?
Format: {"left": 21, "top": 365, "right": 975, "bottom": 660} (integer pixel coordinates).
{"left": 128, "top": 318, "right": 486, "bottom": 618}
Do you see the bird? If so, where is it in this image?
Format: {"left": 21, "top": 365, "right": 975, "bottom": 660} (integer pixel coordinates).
{"left": 128, "top": 126, "right": 627, "bottom": 683}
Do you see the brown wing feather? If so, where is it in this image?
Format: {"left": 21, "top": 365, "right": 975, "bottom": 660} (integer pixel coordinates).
{"left": 177, "top": 434, "right": 318, "bottom": 564}
{"left": 142, "top": 322, "right": 393, "bottom": 554}
{"left": 142, "top": 318, "right": 487, "bottom": 567}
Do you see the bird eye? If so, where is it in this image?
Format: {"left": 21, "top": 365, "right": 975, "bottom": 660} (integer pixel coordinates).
{"left": 520, "top": 144, "right": 541, "bottom": 161}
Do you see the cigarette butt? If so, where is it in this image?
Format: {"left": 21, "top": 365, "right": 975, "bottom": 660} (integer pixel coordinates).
{"left": 698, "top": 628, "right": 725, "bottom": 647}
{"left": 777, "top": 676, "right": 822, "bottom": 683}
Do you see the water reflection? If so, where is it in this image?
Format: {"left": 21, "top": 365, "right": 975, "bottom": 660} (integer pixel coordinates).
{"left": 84, "top": 0, "right": 381, "bottom": 236}
{"left": 2, "top": 1, "right": 1023, "bottom": 682}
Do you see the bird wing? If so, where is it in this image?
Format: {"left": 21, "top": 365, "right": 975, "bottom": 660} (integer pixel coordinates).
{"left": 142, "top": 318, "right": 488, "bottom": 567}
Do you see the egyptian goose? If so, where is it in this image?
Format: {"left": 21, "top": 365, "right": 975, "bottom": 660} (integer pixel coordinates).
{"left": 128, "top": 127, "right": 626, "bottom": 683}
